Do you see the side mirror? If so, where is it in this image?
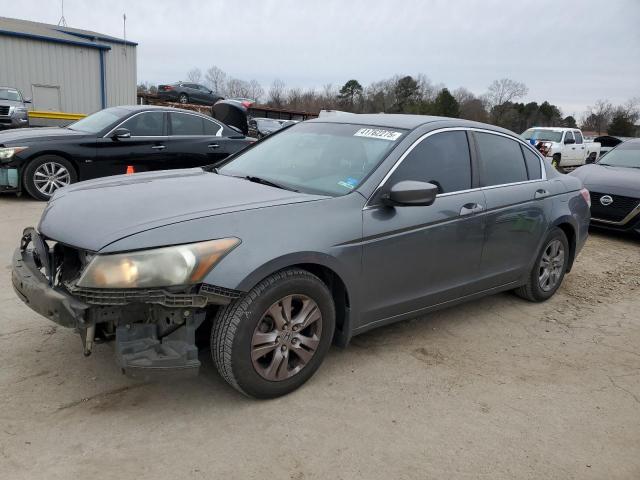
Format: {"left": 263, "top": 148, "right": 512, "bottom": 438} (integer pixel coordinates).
{"left": 111, "top": 128, "right": 131, "bottom": 140}
{"left": 23, "top": 98, "right": 32, "bottom": 104}
{"left": 564, "top": 138, "right": 576, "bottom": 145}
{"left": 382, "top": 180, "right": 438, "bottom": 207}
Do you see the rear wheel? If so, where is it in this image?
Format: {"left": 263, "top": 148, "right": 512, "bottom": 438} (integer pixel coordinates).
{"left": 211, "top": 269, "right": 335, "bottom": 398}
{"left": 178, "top": 93, "right": 189, "bottom": 104}
{"left": 515, "top": 228, "right": 569, "bottom": 302}
{"left": 23, "top": 155, "right": 77, "bottom": 201}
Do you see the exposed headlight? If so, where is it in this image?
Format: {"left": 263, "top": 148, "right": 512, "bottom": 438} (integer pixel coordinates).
{"left": 0, "top": 147, "right": 29, "bottom": 160}
{"left": 77, "top": 238, "right": 240, "bottom": 289}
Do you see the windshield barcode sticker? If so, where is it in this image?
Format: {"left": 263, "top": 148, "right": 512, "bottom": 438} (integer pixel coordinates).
{"left": 354, "top": 128, "right": 402, "bottom": 141}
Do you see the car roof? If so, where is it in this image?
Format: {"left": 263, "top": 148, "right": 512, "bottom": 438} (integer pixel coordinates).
{"left": 307, "top": 113, "right": 517, "bottom": 136}
{"left": 116, "top": 105, "right": 209, "bottom": 114}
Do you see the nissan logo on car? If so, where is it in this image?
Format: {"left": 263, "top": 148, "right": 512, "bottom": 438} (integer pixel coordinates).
{"left": 600, "top": 195, "right": 614, "bottom": 206}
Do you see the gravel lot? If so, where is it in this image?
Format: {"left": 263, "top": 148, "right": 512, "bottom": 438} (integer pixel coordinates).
{"left": 1, "top": 195, "right": 639, "bottom": 480}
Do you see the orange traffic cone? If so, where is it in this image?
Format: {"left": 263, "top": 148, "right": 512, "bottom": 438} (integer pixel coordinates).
{"left": 126, "top": 165, "right": 135, "bottom": 175}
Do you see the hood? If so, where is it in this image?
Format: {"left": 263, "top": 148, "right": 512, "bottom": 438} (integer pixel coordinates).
{"left": 0, "top": 99, "right": 24, "bottom": 108}
{"left": 0, "top": 127, "right": 89, "bottom": 145}
{"left": 571, "top": 163, "right": 640, "bottom": 197}
{"left": 38, "top": 168, "right": 325, "bottom": 251}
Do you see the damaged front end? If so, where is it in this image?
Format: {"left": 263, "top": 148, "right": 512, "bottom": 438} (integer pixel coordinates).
{"left": 12, "top": 228, "right": 243, "bottom": 380}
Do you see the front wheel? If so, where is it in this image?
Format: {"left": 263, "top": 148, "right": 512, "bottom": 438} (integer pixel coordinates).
{"left": 211, "top": 269, "right": 335, "bottom": 398}
{"left": 515, "top": 228, "right": 569, "bottom": 302}
{"left": 23, "top": 155, "right": 77, "bottom": 201}
{"left": 178, "top": 93, "right": 189, "bottom": 104}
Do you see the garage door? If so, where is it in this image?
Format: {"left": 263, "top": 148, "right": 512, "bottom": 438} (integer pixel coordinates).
{"left": 32, "top": 85, "right": 61, "bottom": 111}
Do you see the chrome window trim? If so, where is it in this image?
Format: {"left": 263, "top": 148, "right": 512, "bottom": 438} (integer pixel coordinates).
{"left": 364, "top": 127, "right": 546, "bottom": 209}
{"left": 103, "top": 110, "right": 223, "bottom": 138}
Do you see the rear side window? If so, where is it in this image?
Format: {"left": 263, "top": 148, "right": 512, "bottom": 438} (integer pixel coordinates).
{"left": 388, "top": 131, "right": 472, "bottom": 194}
{"left": 574, "top": 131, "right": 583, "bottom": 144}
{"left": 170, "top": 113, "right": 204, "bottom": 135}
{"left": 203, "top": 119, "right": 222, "bottom": 135}
{"left": 475, "top": 132, "right": 528, "bottom": 186}
{"left": 121, "top": 112, "right": 164, "bottom": 136}
{"left": 521, "top": 146, "right": 542, "bottom": 180}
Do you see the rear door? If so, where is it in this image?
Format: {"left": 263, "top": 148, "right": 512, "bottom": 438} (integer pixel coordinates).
{"left": 94, "top": 111, "right": 171, "bottom": 177}
{"left": 473, "top": 131, "right": 550, "bottom": 288}
{"left": 361, "top": 129, "right": 487, "bottom": 325}
{"left": 167, "top": 111, "right": 233, "bottom": 168}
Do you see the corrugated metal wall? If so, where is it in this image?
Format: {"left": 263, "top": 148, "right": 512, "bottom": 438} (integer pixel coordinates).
{"left": 0, "top": 35, "right": 102, "bottom": 113}
{"left": 0, "top": 35, "right": 137, "bottom": 114}
{"left": 102, "top": 41, "right": 137, "bottom": 108}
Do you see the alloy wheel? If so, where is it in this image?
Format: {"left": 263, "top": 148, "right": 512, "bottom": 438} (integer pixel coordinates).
{"left": 33, "top": 162, "right": 71, "bottom": 196}
{"left": 251, "top": 294, "right": 322, "bottom": 381}
{"left": 538, "top": 239, "right": 565, "bottom": 292}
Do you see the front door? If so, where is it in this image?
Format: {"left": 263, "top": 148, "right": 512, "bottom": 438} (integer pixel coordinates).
{"left": 361, "top": 130, "right": 486, "bottom": 326}
{"left": 93, "top": 111, "right": 171, "bottom": 178}
{"left": 473, "top": 131, "right": 550, "bottom": 287}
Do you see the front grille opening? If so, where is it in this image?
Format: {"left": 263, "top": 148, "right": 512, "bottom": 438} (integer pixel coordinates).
{"left": 589, "top": 192, "right": 640, "bottom": 222}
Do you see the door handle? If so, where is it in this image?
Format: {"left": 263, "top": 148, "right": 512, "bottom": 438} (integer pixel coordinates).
{"left": 534, "top": 188, "right": 549, "bottom": 199}
{"left": 208, "top": 143, "right": 220, "bottom": 149}
{"left": 460, "top": 203, "right": 484, "bottom": 216}
{"left": 151, "top": 145, "right": 166, "bottom": 150}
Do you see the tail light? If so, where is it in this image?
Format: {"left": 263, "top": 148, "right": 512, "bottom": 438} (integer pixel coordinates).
{"left": 161, "top": 85, "right": 173, "bottom": 91}
{"left": 241, "top": 100, "right": 253, "bottom": 108}
{"left": 580, "top": 188, "right": 591, "bottom": 207}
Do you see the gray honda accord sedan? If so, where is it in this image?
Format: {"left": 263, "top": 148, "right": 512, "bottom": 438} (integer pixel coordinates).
{"left": 12, "top": 114, "right": 590, "bottom": 398}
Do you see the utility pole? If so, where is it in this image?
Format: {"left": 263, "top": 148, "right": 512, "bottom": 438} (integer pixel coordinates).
{"left": 57, "top": 0, "right": 67, "bottom": 27}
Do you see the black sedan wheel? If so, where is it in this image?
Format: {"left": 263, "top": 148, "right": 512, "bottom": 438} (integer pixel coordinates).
{"left": 23, "top": 155, "right": 77, "bottom": 201}
{"left": 211, "top": 269, "right": 335, "bottom": 398}
{"left": 178, "top": 93, "right": 189, "bottom": 104}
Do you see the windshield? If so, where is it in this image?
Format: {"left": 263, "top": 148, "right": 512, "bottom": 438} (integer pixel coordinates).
{"left": 68, "top": 107, "right": 130, "bottom": 133}
{"left": 598, "top": 143, "right": 640, "bottom": 168}
{"left": 0, "top": 88, "right": 22, "bottom": 102}
{"left": 219, "top": 122, "right": 406, "bottom": 196}
{"left": 522, "top": 129, "right": 563, "bottom": 143}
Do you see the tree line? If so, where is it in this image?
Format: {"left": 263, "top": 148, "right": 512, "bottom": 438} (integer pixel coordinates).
{"left": 138, "top": 67, "right": 639, "bottom": 136}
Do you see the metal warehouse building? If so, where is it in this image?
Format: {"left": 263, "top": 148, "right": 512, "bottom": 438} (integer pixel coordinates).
{"left": 0, "top": 16, "right": 136, "bottom": 117}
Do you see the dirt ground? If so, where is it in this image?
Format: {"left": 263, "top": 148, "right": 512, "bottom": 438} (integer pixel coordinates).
{"left": 0, "top": 195, "right": 639, "bottom": 480}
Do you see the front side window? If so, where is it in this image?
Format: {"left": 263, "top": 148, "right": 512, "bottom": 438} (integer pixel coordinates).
{"left": 121, "top": 112, "right": 164, "bottom": 136}
{"left": 574, "top": 131, "right": 584, "bottom": 144}
{"left": 386, "top": 131, "right": 472, "bottom": 194}
{"left": 476, "top": 132, "right": 528, "bottom": 186}
{"left": 219, "top": 122, "right": 405, "bottom": 196}
{"left": 564, "top": 131, "right": 575, "bottom": 143}
{"left": 170, "top": 113, "right": 204, "bottom": 135}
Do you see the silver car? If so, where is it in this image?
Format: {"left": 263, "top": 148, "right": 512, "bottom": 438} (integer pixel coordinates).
{"left": 0, "top": 86, "right": 30, "bottom": 129}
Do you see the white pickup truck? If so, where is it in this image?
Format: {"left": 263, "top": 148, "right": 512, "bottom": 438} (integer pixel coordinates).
{"left": 521, "top": 127, "right": 601, "bottom": 171}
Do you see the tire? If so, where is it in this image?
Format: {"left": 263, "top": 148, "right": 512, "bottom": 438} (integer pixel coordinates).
{"left": 178, "top": 93, "right": 189, "bottom": 104}
{"left": 551, "top": 154, "right": 565, "bottom": 173}
{"left": 23, "top": 155, "right": 77, "bottom": 201}
{"left": 515, "top": 228, "right": 570, "bottom": 302}
{"left": 211, "top": 269, "right": 335, "bottom": 398}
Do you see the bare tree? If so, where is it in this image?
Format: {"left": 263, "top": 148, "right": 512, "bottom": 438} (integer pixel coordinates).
{"left": 583, "top": 99, "right": 613, "bottom": 134}
{"left": 484, "top": 78, "right": 529, "bottom": 110}
{"left": 226, "top": 78, "right": 251, "bottom": 98}
{"left": 248, "top": 80, "right": 264, "bottom": 103}
{"left": 287, "top": 87, "right": 303, "bottom": 110}
{"left": 186, "top": 68, "right": 202, "bottom": 83}
{"left": 268, "top": 79, "right": 286, "bottom": 108}
{"left": 204, "top": 66, "right": 227, "bottom": 96}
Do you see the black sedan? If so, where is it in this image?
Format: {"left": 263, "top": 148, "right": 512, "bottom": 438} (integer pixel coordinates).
{"left": 157, "top": 82, "right": 223, "bottom": 106}
{"left": 571, "top": 138, "right": 640, "bottom": 235}
{"left": 0, "top": 105, "right": 253, "bottom": 200}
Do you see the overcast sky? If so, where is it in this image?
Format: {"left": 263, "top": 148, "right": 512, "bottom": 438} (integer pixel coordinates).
{"left": 4, "top": 0, "right": 639, "bottom": 118}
